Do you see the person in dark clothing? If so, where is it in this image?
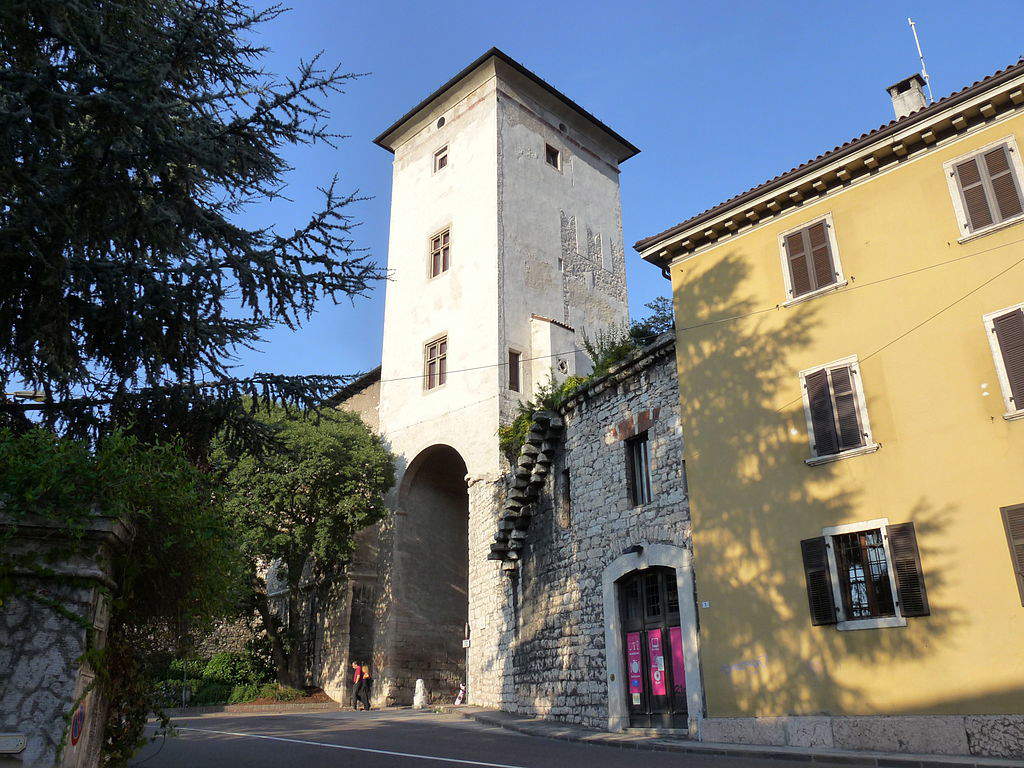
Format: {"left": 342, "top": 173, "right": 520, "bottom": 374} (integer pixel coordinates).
{"left": 352, "top": 660, "right": 372, "bottom": 710}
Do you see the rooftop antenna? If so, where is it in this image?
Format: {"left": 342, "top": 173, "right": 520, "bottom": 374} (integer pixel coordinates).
{"left": 907, "top": 17, "right": 934, "bottom": 104}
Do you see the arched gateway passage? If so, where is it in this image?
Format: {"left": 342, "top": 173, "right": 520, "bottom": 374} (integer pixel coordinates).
{"left": 392, "top": 444, "right": 469, "bottom": 702}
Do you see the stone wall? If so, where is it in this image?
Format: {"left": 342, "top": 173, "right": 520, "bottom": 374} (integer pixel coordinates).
{"left": 1, "top": 515, "right": 129, "bottom": 768}
{"left": 482, "top": 335, "right": 690, "bottom": 728}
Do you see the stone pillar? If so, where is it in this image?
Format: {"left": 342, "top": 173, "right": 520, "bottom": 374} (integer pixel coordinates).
{"left": 0, "top": 514, "right": 131, "bottom": 768}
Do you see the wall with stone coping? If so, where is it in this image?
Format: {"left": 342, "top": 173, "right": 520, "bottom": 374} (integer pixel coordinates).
{"left": 486, "top": 336, "right": 691, "bottom": 728}
{"left": 701, "top": 714, "right": 1024, "bottom": 759}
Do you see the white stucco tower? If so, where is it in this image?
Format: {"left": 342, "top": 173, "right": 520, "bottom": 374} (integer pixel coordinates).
{"left": 366, "top": 48, "right": 637, "bottom": 706}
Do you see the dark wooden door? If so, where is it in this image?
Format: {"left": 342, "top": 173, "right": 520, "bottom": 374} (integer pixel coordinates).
{"left": 618, "top": 567, "right": 687, "bottom": 729}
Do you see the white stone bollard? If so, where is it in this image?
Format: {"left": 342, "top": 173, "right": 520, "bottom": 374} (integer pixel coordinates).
{"left": 412, "top": 679, "right": 428, "bottom": 709}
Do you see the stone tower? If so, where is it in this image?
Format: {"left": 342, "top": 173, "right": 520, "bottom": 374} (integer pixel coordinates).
{"left": 328, "top": 48, "right": 637, "bottom": 707}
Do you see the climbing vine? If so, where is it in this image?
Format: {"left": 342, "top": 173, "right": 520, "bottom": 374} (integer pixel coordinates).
{"left": 0, "top": 428, "right": 242, "bottom": 766}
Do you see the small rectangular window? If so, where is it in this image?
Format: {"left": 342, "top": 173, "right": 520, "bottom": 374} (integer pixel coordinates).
{"left": 433, "top": 145, "right": 448, "bottom": 172}
{"left": 626, "top": 431, "right": 652, "bottom": 506}
{"left": 556, "top": 468, "right": 571, "bottom": 530}
{"left": 545, "top": 144, "right": 560, "bottom": 169}
{"left": 782, "top": 218, "right": 840, "bottom": 299}
{"left": 429, "top": 229, "right": 450, "bottom": 278}
{"left": 507, "top": 350, "right": 521, "bottom": 392}
{"left": 984, "top": 303, "right": 1024, "bottom": 416}
{"left": 950, "top": 142, "right": 1024, "bottom": 234}
{"left": 800, "top": 357, "right": 874, "bottom": 461}
{"left": 424, "top": 336, "right": 447, "bottom": 390}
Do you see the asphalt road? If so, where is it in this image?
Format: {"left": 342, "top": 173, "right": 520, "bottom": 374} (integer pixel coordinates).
{"left": 131, "top": 709, "right": 852, "bottom": 768}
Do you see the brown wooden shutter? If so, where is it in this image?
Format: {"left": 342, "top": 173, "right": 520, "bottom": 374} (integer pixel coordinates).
{"left": 993, "top": 308, "right": 1024, "bottom": 409}
{"left": 886, "top": 522, "right": 930, "bottom": 617}
{"left": 785, "top": 232, "right": 813, "bottom": 297}
{"left": 807, "top": 222, "right": 836, "bottom": 289}
{"left": 955, "top": 157, "right": 994, "bottom": 231}
{"left": 805, "top": 369, "right": 839, "bottom": 456}
{"left": 801, "top": 537, "right": 838, "bottom": 625}
{"left": 829, "top": 366, "right": 863, "bottom": 450}
{"left": 982, "top": 145, "right": 1024, "bottom": 222}
{"left": 1001, "top": 504, "right": 1024, "bottom": 606}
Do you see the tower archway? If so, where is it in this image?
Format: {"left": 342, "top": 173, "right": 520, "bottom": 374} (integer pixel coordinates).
{"left": 390, "top": 444, "right": 469, "bottom": 702}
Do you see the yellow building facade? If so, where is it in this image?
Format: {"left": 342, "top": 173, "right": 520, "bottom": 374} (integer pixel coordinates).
{"left": 637, "top": 63, "right": 1024, "bottom": 757}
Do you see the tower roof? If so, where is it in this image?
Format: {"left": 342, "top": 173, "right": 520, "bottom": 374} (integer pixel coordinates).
{"left": 373, "top": 47, "right": 640, "bottom": 163}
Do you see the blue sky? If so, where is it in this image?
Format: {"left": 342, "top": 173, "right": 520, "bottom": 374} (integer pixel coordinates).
{"left": 234, "top": 0, "right": 1024, "bottom": 381}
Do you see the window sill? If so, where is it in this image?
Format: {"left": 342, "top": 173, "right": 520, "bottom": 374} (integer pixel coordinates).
{"left": 805, "top": 442, "right": 880, "bottom": 466}
{"left": 957, "top": 215, "right": 1024, "bottom": 244}
{"left": 836, "top": 615, "right": 907, "bottom": 632}
{"left": 1004, "top": 410, "right": 1024, "bottom": 421}
{"left": 782, "top": 280, "right": 849, "bottom": 308}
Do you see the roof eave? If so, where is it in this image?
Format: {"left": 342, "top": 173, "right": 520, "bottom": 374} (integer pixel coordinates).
{"left": 372, "top": 47, "right": 640, "bottom": 163}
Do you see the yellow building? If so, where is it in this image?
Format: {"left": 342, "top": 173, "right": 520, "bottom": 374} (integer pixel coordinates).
{"left": 636, "top": 62, "right": 1024, "bottom": 758}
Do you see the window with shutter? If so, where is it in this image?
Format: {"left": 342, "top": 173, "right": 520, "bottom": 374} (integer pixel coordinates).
{"left": 986, "top": 305, "right": 1024, "bottom": 415}
{"left": 800, "top": 356, "right": 874, "bottom": 462}
{"left": 800, "top": 537, "right": 837, "bottom": 626}
{"left": 885, "top": 522, "right": 930, "bottom": 617}
{"left": 1001, "top": 504, "right": 1024, "bottom": 606}
{"left": 947, "top": 139, "right": 1024, "bottom": 236}
{"left": 779, "top": 215, "right": 842, "bottom": 300}
{"left": 815, "top": 518, "right": 921, "bottom": 630}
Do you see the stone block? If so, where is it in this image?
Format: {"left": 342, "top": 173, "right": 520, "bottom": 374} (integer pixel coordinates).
{"left": 701, "top": 716, "right": 787, "bottom": 746}
{"left": 785, "top": 716, "right": 833, "bottom": 748}
{"left": 831, "top": 715, "right": 969, "bottom": 755}
{"left": 965, "top": 715, "right": 1024, "bottom": 759}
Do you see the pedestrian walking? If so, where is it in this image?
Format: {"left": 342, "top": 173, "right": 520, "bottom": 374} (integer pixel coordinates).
{"left": 352, "top": 660, "right": 372, "bottom": 710}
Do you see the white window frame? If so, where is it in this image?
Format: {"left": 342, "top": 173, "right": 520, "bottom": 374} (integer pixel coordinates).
{"left": 777, "top": 212, "right": 847, "bottom": 307}
{"left": 432, "top": 144, "right": 448, "bottom": 174}
{"left": 983, "top": 300, "right": 1024, "bottom": 420}
{"left": 544, "top": 143, "right": 561, "bottom": 171}
{"left": 822, "top": 518, "right": 906, "bottom": 631}
{"left": 799, "top": 354, "right": 879, "bottom": 465}
{"left": 943, "top": 135, "right": 1024, "bottom": 242}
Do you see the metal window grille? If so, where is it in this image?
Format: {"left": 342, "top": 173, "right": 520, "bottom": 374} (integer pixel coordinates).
{"left": 424, "top": 337, "right": 447, "bottom": 390}
{"left": 832, "top": 529, "right": 895, "bottom": 619}
{"left": 643, "top": 571, "right": 661, "bottom": 618}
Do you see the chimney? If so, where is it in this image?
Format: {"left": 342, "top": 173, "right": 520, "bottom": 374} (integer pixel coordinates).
{"left": 887, "top": 73, "right": 928, "bottom": 119}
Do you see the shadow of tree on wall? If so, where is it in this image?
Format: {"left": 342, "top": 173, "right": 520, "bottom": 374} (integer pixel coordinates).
{"left": 675, "top": 253, "right": 963, "bottom": 718}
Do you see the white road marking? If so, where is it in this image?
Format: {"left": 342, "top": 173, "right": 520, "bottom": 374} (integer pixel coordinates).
{"left": 175, "top": 726, "right": 530, "bottom": 768}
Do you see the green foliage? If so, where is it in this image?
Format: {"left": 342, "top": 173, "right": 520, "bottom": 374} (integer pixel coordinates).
{"left": 191, "top": 683, "right": 233, "bottom": 707}
{"left": 227, "top": 683, "right": 303, "bottom": 704}
{"left": 214, "top": 405, "right": 394, "bottom": 687}
{"left": 497, "top": 297, "right": 674, "bottom": 463}
{"left": 0, "top": 427, "right": 242, "bottom": 767}
{"left": 0, "top": 0, "right": 382, "bottom": 454}
{"left": 202, "top": 652, "right": 274, "bottom": 687}
{"left": 498, "top": 376, "right": 586, "bottom": 464}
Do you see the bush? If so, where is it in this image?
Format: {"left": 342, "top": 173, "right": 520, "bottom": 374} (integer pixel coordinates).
{"left": 202, "top": 652, "right": 273, "bottom": 686}
{"left": 226, "top": 683, "right": 303, "bottom": 704}
{"left": 497, "top": 375, "right": 586, "bottom": 464}
{"left": 191, "top": 682, "right": 232, "bottom": 706}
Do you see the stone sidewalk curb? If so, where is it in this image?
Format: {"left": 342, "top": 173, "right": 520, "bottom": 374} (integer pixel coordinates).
{"left": 163, "top": 702, "right": 342, "bottom": 716}
{"left": 448, "top": 707, "right": 1022, "bottom": 768}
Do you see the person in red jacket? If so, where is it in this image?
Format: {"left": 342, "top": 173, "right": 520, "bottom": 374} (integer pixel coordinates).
{"left": 351, "top": 660, "right": 372, "bottom": 710}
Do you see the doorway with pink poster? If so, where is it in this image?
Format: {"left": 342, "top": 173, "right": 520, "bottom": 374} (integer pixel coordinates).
{"left": 617, "top": 567, "right": 688, "bottom": 729}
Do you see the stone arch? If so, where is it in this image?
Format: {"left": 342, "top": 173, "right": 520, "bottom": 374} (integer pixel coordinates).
{"left": 387, "top": 443, "right": 470, "bottom": 703}
{"left": 601, "top": 543, "right": 704, "bottom": 735}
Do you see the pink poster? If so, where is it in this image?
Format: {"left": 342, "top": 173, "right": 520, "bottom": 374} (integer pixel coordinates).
{"left": 626, "top": 632, "right": 643, "bottom": 706}
{"left": 647, "top": 628, "right": 667, "bottom": 696}
{"left": 669, "top": 626, "right": 686, "bottom": 695}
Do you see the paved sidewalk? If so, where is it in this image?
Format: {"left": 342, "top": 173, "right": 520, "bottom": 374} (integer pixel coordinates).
{"left": 451, "top": 707, "right": 1022, "bottom": 768}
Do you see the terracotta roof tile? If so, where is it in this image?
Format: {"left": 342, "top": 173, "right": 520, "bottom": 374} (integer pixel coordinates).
{"left": 635, "top": 57, "right": 1024, "bottom": 254}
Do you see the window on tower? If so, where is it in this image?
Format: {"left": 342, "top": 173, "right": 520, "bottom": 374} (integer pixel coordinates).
{"left": 429, "top": 228, "right": 450, "bottom": 278}
{"left": 508, "top": 349, "right": 521, "bottom": 392}
{"left": 424, "top": 336, "right": 448, "bottom": 390}
{"left": 433, "top": 145, "right": 448, "bottom": 173}
{"left": 545, "top": 144, "right": 560, "bottom": 170}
